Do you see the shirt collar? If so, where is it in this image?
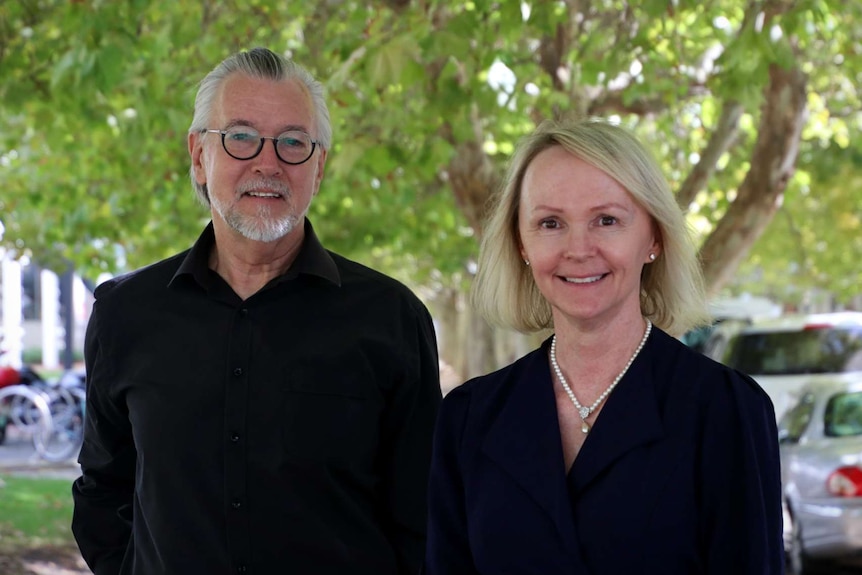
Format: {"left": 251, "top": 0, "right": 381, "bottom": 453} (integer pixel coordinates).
{"left": 170, "top": 219, "right": 341, "bottom": 290}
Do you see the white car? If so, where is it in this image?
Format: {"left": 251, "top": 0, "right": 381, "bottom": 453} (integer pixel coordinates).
{"left": 710, "top": 312, "right": 862, "bottom": 419}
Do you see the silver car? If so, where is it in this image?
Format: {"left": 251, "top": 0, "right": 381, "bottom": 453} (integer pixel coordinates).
{"left": 779, "top": 378, "right": 862, "bottom": 574}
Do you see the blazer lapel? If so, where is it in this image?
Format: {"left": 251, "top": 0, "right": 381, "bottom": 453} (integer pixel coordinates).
{"left": 480, "top": 346, "right": 579, "bottom": 551}
{"left": 569, "top": 336, "right": 664, "bottom": 493}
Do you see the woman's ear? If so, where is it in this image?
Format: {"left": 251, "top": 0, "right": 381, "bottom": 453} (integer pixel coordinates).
{"left": 647, "top": 241, "right": 661, "bottom": 263}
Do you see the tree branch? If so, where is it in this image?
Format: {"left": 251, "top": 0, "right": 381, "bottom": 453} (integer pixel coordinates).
{"left": 676, "top": 100, "right": 744, "bottom": 209}
{"left": 588, "top": 74, "right": 716, "bottom": 115}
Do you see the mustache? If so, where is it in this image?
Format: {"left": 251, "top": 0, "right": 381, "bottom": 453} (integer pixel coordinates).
{"left": 237, "top": 178, "right": 290, "bottom": 196}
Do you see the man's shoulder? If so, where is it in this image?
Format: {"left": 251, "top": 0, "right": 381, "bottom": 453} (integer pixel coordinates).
{"left": 327, "top": 250, "right": 423, "bottom": 300}
{"left": 94, "top": 250, "right": 190, "bottom": 301}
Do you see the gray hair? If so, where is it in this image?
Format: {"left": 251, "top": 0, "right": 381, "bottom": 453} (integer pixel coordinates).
{"left": 470, "top": 118, "right": 709, "bottom": 337}
{"left": 188, "top": 47, "right": 332, "bottom": 205}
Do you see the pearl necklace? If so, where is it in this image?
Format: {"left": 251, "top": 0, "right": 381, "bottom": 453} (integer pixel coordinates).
{"left": 550, "top": 320, "right": 652, "bottom": 434}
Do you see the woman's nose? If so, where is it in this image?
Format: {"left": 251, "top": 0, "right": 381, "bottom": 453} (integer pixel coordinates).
{"left": 564, "top": 227, "right": 600, "bottom": 261}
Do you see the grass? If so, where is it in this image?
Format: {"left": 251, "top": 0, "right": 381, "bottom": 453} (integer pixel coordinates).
{"left": 0, "top": 475, "right": 75, "bottom": 552}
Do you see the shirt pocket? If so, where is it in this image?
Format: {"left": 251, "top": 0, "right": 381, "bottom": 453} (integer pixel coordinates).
{"left": 281, "top": 374, "right": 377, "bottom": 467}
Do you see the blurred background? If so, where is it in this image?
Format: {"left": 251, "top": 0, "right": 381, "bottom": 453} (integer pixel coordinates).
{"left": 2, "top": 0, "right": 861, "bottom": 384}
{"left": 1, "top": 1, "right": 862, "bottom": 572}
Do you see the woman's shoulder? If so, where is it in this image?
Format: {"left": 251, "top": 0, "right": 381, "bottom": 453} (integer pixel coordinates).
{"left": 441, "top": 341, "right": 552, "bottom": 426}
{"left": 652, "top": 327, "right": 745, "bottom": 377}
{"left": 448, "top": 343, "right": 548, "bottom": 396}
{"left": 436, "top": 342, "right": 553, "bottom": 449}
{"left": 651, "top": 328, "right": 774, "bottom": 411}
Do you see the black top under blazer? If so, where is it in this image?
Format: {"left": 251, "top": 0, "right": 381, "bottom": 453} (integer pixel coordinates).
{"left": 425, "top": 327, "right": 784, "bottom": 574}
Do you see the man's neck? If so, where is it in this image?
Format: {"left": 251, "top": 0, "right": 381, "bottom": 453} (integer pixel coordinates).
{"left": 209, "top": 226, "right": 304, "bottom": 300}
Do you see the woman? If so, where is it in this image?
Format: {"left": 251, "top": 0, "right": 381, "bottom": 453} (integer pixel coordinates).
{"left": 425, "top": 118, "right": 784, "bottom": 574}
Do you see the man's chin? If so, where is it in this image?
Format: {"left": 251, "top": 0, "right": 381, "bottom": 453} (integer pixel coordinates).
{"left": 232, "top": 217, "right": 296, "bottom": 243}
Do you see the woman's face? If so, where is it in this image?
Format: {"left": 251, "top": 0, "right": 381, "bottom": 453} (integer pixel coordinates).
{"left": 518, "top": 146, "right": 659, "bottom": 329}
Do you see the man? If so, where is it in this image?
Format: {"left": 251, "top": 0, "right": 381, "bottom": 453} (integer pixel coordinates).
{"left": 72, "top": 47, "right": 442, "bottom": 575}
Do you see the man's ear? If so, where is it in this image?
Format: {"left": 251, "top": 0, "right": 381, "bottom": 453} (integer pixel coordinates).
{"left": 312, "top": 148, "right": 327, "bottom": 196}
{"left": 189, "top": 132, "right": 207, "bottom": 185}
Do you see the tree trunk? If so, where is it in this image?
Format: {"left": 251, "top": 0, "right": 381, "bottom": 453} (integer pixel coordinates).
{"left": 699, "top": 63, "right": 808, "bottom": 296}
{"left": 447, "top": 139, "right": 500, "bottom": 237}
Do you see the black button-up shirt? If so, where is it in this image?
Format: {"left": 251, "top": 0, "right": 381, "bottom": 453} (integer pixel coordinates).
{"left": 72, "top": 220, "right": 441, "bottom": 575}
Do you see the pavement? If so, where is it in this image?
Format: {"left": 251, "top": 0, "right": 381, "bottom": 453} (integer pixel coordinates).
{"left": 0, "top": 426, "right": 81, "bottom": 480}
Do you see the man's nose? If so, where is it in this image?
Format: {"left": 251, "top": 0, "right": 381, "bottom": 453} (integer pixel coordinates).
{"left": 252, "top": 140, "right": 283, "bottom": 175}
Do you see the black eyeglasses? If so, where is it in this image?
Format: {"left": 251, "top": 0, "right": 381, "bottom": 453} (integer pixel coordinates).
{"left": 203, "top": 127, "right": 319, "bottom": 165}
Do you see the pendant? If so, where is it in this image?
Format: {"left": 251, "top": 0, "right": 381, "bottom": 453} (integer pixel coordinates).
{"left": 578, "top": 406, "right": 591, "bottom": 419}
{"left": 581, "top": 420, "right": 590, "bottom": 434}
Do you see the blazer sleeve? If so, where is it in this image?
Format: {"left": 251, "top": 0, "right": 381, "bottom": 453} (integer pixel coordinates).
{"left": 699, "top": 369, "right": 785, "bottom": 574}
{"left": 71, "top": 297, "right": 137, "bottom": 575}
{"left": 424, "top": 386, "right": 481, "bottom": 575}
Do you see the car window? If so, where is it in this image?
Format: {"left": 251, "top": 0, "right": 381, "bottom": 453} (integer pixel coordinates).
{"left": 723, "top": 326, "right": 862, "bottom": 375}
{"left": 778, "top": 393, "right": 815, "bottom": 444}
{"left": 696, "top": 318, "right": 751, "bottom": 361}
{"left": 824, "top": 391, "right": 862, "bottom": 437}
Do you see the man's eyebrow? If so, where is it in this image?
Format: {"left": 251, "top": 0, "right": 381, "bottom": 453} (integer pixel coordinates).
{"left": 222, "top": 119, "right": 253, "bottom": 129}
{"left": 222, "top": 119, "right": 311, "bottom": 133}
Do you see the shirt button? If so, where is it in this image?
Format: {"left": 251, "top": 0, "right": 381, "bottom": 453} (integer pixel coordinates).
{"left": 237, "top": 566, "right": 247, "bottom": 573}
{"left": 240, "top": 308, "right": 248, "bottom": 316}
{"left": 232, "top": 499, "right": 242, "bottom": 509}
{"left": 230, "top": 433, "right": 240, "bottom": 442}
{"left": 233, "top": 367, "right": 243, "bottom": 376}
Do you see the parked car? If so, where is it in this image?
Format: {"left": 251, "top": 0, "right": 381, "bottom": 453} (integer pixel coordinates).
{"left": 779, "top": 378, "right": 862, "bottom": 574}
{"left": 681, "top": 295, "right": 781, "bottom": 354}
{"left": 695, "top": 316, "right": 752, "bottom": 359}
{"left": 711, "top": 312, "right": 862, "bottom": 419}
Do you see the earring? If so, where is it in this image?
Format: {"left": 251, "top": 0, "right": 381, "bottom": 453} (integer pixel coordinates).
{"left": 649, "top": 253, "right": 656, "bottom": 261}
{"left": 525, "top": 260, "right": 531, "bottom": 266}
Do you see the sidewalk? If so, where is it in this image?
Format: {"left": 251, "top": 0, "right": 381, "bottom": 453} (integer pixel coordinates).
{"left": 0, "top": 459, "right": 81, "bottom": 481}
{"left": 0, "top": 426, "right": 81, "bottom": 480}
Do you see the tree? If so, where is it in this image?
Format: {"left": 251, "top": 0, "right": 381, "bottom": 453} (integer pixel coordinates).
{"left": 1, "top": 0, "right": 860, "bottom": 376}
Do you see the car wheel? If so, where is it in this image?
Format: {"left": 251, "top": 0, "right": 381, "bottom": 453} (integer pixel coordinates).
{"left": 787, "top": 510, "right": 806, "bottom": 575}
{"left": 786, "top": 506, "right": 829, "bottom": 575}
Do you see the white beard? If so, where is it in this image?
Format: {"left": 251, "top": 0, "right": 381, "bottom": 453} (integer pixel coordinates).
{"left": 211, "top": 194, "right": 301, "bottom": 243}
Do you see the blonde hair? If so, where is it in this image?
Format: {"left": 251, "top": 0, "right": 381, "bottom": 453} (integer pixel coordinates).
{"left": 470, "top": 118, "right": 709, "bottom": 336}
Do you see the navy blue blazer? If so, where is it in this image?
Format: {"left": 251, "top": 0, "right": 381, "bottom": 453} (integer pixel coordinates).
{"left": 425, "top": 328, "right": 784, "bottom": 574}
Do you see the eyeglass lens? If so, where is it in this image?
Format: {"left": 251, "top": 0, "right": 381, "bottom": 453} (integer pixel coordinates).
{"left": 222, "top": 127, "right": 315, "bottom": 164}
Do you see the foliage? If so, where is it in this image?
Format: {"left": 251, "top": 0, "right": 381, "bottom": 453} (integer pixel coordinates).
{"left": 1, "top": 0, "right": 861, "bottom": 306}
{"left": 737, "top": 144, "right": 862, "bottom": 305}
{"left": 0, "top": 474, "right": 75, "bottom": 551}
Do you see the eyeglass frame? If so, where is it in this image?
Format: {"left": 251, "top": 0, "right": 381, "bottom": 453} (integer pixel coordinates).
{"left": 202, "top": 128, "right": 320, "bottom": 165}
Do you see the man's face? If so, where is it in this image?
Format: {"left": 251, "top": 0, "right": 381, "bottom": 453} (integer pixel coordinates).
{"left": 189, "top": 73, "right": 326, "bottom": 243}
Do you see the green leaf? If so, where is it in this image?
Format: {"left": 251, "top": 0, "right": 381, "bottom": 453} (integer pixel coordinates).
{"left": 94, "top": 45, "right": 125, "bottom": 93}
